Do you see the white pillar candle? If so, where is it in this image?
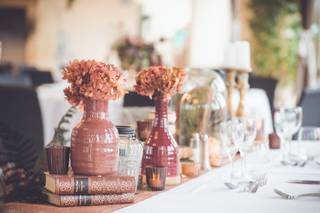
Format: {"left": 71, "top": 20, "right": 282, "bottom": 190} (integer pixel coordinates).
{"left": 223, "top": 43, "right": 236, "bottom": 69}
{"left": 234, "top": 41, "right": 251, "bottom": 71}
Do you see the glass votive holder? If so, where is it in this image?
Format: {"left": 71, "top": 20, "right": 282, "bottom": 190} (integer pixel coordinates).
{"left": 46, "top": 145, "right": 70, "bottom": 175}
{"left": 117, "top": 126, "right": 143, "bottom": 192}
{"left": 136, "top": 119, "right": 153, "bottom": 142}
{"left": 145, "top": 166, "right": 166, "bottom": 191}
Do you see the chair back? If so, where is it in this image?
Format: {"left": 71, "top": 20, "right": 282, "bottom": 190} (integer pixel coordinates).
{"left": 0, "top": 73, "right": 32, "bottom": 87}
{"left": 22, "top": 68, "right": 54, "bottom": 87}
{"left": 249, "top": 75, "right": 278, "bottom": 114}
{"left": 123, "top": 92, "right": 154, "bottom": 107}
{"left": 298, "top": 88, "right": 320, "bottom": 126}
{"left": 0, "top": 86, "right": 44, "bottom": 159}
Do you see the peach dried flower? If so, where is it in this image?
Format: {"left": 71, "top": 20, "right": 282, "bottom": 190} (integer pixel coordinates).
{"left": 62, "top": 59, "right": 126, "bottom": 107}
{"left": 134, "top": 66, "right": 185, "bottom": 98}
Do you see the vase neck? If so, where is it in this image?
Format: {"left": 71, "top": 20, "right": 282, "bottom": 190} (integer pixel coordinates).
{"left": 83, "top": 99, "right": 109, "bottom": 120}
{"left": 153, "top": 95, "right": 169, "bottom": 128}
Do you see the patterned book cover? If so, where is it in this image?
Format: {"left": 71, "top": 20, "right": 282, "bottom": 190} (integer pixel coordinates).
{"left": 45, "top": 191, "right": 135, "bottom": 206}
{"left": 45, "top": 173, "right": 136, "bottom": 195}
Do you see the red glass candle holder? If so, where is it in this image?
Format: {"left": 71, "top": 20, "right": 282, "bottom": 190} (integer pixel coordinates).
{"left": 145, "top": 166, "right": 166, "bottom": 191}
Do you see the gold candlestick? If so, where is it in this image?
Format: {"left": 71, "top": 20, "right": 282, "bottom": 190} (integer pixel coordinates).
{"left": 225, "top": 69, "right": 236, "bottom": 118}
{"left": 236, "top": 71, "right": 249, "bottom": 117}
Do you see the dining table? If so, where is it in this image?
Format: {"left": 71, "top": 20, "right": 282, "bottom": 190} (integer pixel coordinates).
{"left": 1, "top": 142, "right": 319, "bottom": 213}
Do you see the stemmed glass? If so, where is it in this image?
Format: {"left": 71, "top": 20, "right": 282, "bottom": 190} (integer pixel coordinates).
{"left": 274, "top": 107, "right": 303, "bottom": 162}
{"left": 228, "top": 118, "right": 245, "bottom": 178}
{"left": 238, "top": 117, "right": 257, "bottom": 179}
{"left": 219, "top": 120, "right": 239, "bottom": 179}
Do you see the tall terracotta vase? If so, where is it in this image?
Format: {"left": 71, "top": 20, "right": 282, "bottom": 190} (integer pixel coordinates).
{"left": 71, "top": 99, "right": 119, "bottom": 175}
{"left": 142, "top": 94, "right": 181, "bottom": 185}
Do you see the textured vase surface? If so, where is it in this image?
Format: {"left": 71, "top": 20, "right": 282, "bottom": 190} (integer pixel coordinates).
{"left": 71, "top": 99, "right": 119, "bottom": 175}
{"left": 142, "top": 94, "right": 181, "bottom": 185}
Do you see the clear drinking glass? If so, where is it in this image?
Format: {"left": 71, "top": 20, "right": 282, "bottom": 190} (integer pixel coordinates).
{"left": 298, "top": 127, "right": 320, "bottom": 141}
{"left": 291, "top": 127, "right": 320, "bottom": 163}
{"left": 239, "top": 117, "right": 257, "bottom": 179}
{"left": 274, "top": 107, "right": 303, "bottom": 162}
{"left": 219, "top": 120, "right": 238, "bottom": 179}
{"left": 229, "top": 118, "right": 245, "bottom": 178}
{"left": 117, "top": 126, "right": 144, "bottom": 191}
{"left": 246, "top": 142, "right": 270, "bottom": 185}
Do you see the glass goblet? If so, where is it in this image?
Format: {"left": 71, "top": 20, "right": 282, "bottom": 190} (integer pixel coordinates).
{"left": 239, "top": 117, "right": 257, "bottom": 179}
{"left": 229, "top": 118, "right": 245, "bottom": 178}
{"left": 274, "top": 107, "right": 303, "bottom": 162}
{"left": 219, "top": 120, "right": 238, "bottom": 180}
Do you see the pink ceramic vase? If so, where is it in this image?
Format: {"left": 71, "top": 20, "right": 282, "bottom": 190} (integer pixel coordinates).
{"left": 71, "top": 99, "right": 119, "bottom": 175}
{"left": 142, "top": 94, "right": 181, "bottom": 185}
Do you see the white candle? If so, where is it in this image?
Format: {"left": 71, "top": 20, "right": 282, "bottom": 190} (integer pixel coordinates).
{"left": 223, "top": 43, "right": 236, "bottom": 69}
{"left": 234, "top": 41, "right": 251, "bottom": 71}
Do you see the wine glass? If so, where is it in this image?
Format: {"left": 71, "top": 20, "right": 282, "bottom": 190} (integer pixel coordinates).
{"left": 219, "top": 120, "right": 238, "bottom": 179}
{"left": 239, "top": 117, "right": 257, "bottom": 178}
{"left": 228, "top": 118, "right": 245, "bottom": 178}
{"left": 274, "top": 107, "right": 303, "bottom": 162}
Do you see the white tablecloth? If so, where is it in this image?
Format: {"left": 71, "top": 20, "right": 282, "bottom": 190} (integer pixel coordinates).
{"left": 116, "top": 142, "right": 320, "bottom": 213}
{"left": 37, "top": 83, "right": 273, "bottom": 145}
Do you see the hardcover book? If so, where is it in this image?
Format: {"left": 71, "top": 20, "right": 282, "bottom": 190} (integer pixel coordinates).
{"left": 45, "top": 191, "right": 135, "bottom": 206}
{"left": 45, "top": 173, "right": 136, "bottom": 195}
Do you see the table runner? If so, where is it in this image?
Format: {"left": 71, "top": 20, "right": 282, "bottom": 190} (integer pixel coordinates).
{"left": 0, "top": 175, "right": 194, "bottom": 213}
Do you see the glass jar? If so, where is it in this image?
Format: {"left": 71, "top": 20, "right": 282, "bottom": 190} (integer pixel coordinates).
{"left": 178, "top": 68, "right": 227, "bottom": 146}
{"left": 117, "top": 126, "right": 143, "bottom": 190}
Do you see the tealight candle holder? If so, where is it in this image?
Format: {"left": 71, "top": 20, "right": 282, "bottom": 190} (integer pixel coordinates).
{"left": 145, "top": 166, "right": 166, "bottom": 191}
{"left": 46, "top": 145, "right": 70, "bottom": 175}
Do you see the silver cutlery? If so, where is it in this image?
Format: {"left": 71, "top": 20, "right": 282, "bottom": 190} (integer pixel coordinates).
{"left": 287, "top": 180, "right": 320, "bottom": 185}
{"left": 224, "top": 180, "right": 263, "bottom": 193}
{"left": 224, "top": 182, "right": 238, "bottom": 190}
{"left": 274, "top": 189, "right": 320, "bottom": 200}
{"left": 280, "top": 160, "right": 298, "bottom": 166}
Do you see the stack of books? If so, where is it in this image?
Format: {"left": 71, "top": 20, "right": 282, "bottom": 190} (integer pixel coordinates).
{"left": 44, "top": 173, "right": 136, "bottom": 207}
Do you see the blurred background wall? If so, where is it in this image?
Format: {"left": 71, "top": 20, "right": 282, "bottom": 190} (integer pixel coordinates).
{"left": 0, "top": 0, "right": 232, "bottom": 74}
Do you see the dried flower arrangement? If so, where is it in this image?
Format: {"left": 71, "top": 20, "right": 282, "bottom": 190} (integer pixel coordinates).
{"left": 134, "top": 66, "right": 185, "bottom": 98}
{"left": 62, "top": 59, "right": 126, "bottom": 107}
{"left": 113, "top": 36, "right": 162, "bottom": 71}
